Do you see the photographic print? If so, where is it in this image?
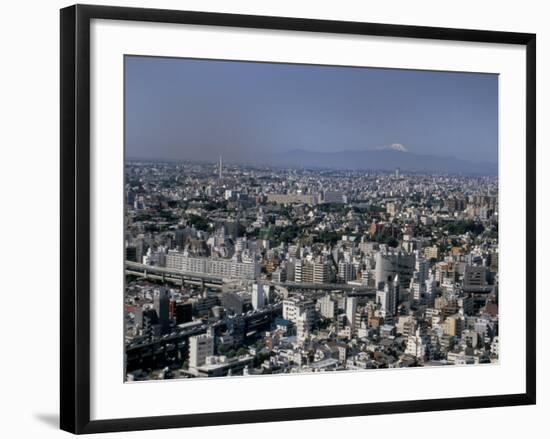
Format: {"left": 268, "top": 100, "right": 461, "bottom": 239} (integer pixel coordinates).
{"left": 123, "top": 56, "right": 499, "bottom": 382}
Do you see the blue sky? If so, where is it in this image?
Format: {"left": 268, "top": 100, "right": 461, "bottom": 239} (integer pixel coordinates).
{"left": 125, "top": 56, "right": 498, "bottom": 163}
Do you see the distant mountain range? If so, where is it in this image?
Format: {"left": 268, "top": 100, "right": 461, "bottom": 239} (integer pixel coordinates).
{"left": 267, "top": 147, "right": 497, "bottom": 175}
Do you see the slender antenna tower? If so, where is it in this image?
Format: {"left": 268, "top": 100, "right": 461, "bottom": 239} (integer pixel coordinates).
{"left": 219, "top": 155, "right": 222, "bottom": 180}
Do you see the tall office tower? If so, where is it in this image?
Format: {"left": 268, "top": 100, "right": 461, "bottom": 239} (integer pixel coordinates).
{"left": 175, "top": 228, "right": 188, "bottom": 250}
{"left": 411, "top": 278, "right": 427, "bottom": 303}
{"left": 219, "top": 155, "right": 222, "bottom": 179}
{"left": 154, "top": 288, "right": 171, "bottom": 334}
{"left": 295, "top": 260, "right": 317, "bottom": 283}
{"left": 251, "top": 282, "right": 267, "bottom": 310}
{"left": 136, "top": 307, "right": 158, "bottom": 335}
{"left": 463, "top": 265, "right": 488, "bottom": 291}
{"left": 318, "top": 294, "right": 337, "bottom": 319}
{"left": 282, "top": 297, "right": 315, "bottom": 324}
{"left": 296, "top": 309, "right": 312, "bottom": 342}
{"left": 376, "top": 276, "right": 399, "bottom": 318}
{"left": 415, "top": 256, "right": 429, "bottom": 283}
{"left": 188, "top": 334, "right": 214, "bottom": 369}
{"left": 392, "top": 275, "right": 400, "bottom": 314}
{"left": 312, "top": 261, "right": 330, "bottom": 283}
{"left": 376, "top": 287, "right": 389, "bottom": 318}
{"left": 294, "top": 260, "right": 304, "bottom": 283}
{"left": 125, "top": 244, "right": 137, "bottom": 262}
{"left": 375, "top": 251, "right": 415, "bottom": 290}
{"left": 323, "top": 190, "right": 346, "bottom": 204}
{"left": 226, "top": 315, "right": 246, "bottom": 345}
{"left": 338, "top": 261, "right": 355, "bottom": 282}
{"left": 272, "top": 266, "right": 286, "bottom": 283}
{"left": 126, "top": 189, "right": 135, "bottom": 207}
{"left": 346, "top": 296, "right": 358, "bottom": 332}
{"left": 221, "top": 292, "right": 244, "bottom": 315}
{"left": 175, "top": 302, "right": 193, "bottom": 324}
{"left": 135, "top": 237, "right": 147, "bottom": 264}
{"left": 405, "top": 328, "right": 430, "bottom": 360}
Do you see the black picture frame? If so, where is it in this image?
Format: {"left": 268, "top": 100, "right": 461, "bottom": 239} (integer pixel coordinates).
{"left": 60, "top": 4, "right": 536, "bottom": 434}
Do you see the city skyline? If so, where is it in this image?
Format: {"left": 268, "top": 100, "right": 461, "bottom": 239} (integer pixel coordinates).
{"left": 124, "top": 161, "right": 499, "bottom": 381}
{"left": 124, "top": 57, "right": 499, "bottom": 382}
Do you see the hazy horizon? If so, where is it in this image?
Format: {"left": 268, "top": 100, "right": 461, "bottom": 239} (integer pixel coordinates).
{"left": 125, "top": 56, "right": 498, "bottom": 164}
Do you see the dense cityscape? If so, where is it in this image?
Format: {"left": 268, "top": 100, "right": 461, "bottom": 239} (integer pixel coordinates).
{"left": 124, "top": 158, "right": 499, "bottom": 381}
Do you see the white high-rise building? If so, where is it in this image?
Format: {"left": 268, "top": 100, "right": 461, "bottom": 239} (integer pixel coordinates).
{"left": 165, "top": 250, "right": 260, "bottom": 280}
{"left": 189, "top": 334, "right": 214, "bottom": 369}
{"left": 294, "top": 260, "right": 330, "bottom": 284}
{"left": 313, "top": 261, "right": 331, "bottom": 283}
{"left": 415, "top": 256, "right": 429, "bottom": 283}
{"left": 410, "top": 279, "right": 427, "bottom": 302}
{"left": 346, "top": 296, "right": 358, "bottom": 332}
{"left": 296, "top": 310, "right": 311, "bottom": 341}
{"left": 283, "top": 297, "right": 315, "bottom": 343}
{"left": 376, "top": 275, "right": 399, "bottom": 317}
{"left": 294, "top": 260, "right": 304, "bottom": 283}
{"left": 361, "top": 269, "right": 374, "bottom": 287}
{"left": 251, "top": 282, "right": 268, "bottom": 310}
{"left": 405, "top": 329, "right": 430, "bottom": 360}
{"left": 318, "top": 294, "right": 337, "bottom": 319}
{"left": 283, "top": 298, "right": 315, "bottom": 324}
{"left": 424, "top": 273, "right": 438, "bottom": 302}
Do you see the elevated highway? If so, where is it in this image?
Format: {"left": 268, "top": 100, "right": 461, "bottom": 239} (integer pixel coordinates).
{"left": 125, "top": 261, "right": 375, "bottom": 294}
